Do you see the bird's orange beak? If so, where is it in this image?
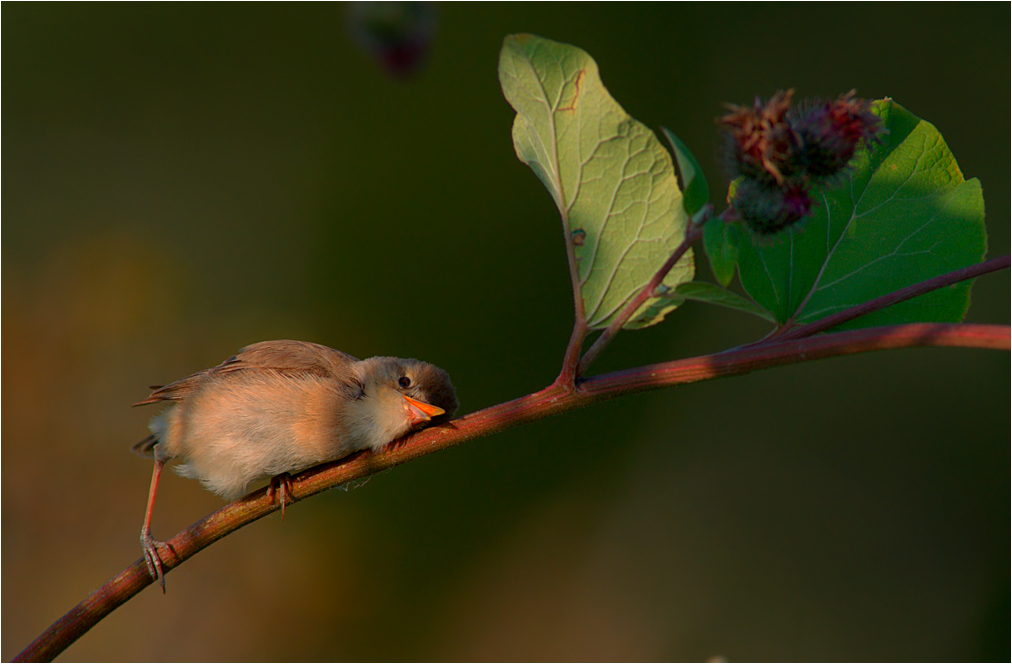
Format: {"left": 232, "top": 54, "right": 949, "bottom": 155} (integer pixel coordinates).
{"left": 403, "top": 395, "right": 445, "bottom": 426}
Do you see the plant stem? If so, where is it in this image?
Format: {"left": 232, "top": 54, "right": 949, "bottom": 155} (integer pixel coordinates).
{"left": 577, "top": 221, "right": 705, "bottom": 376}
{"left": 557, "top": 320, "right": 588, "bottom": 388}
{"left": 15, "top": 322, "right": 1009, "bottom": 663}
{"left": 774, "top": 254, "right": 1011, "bottom": 341}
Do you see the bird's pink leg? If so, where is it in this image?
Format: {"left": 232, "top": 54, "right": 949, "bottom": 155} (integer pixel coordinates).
{"left": 268, "top": 473, "right": 297, "bottom": 520}
{"left": 140, "top": 458, "right": 169, "bottom": 592}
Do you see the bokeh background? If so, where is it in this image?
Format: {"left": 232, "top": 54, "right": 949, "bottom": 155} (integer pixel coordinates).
{"left": 3, "top": 4, "right": 1008, "bottom": 661}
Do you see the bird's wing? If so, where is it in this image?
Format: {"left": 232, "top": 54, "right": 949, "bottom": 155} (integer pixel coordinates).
{"left": 132, "top": 370, "right": 209, "bottom": 406}
{"left": 221, "top": 340, "right": 359, "bottom": 375}
{"left": 133, "top": 340, "right": 362, "bottom": 406}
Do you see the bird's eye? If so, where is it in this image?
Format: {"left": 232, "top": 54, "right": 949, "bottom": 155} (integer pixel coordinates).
{"left": 398, "top": 376, "right": 411, "bottom": 389}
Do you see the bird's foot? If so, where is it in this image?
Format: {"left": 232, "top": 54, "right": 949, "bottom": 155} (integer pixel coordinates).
{"left": 268, "top": 473, "right": 297, "bottom": 520}
{"left": 140, "top": 531, "right": 168, "bottom": 593}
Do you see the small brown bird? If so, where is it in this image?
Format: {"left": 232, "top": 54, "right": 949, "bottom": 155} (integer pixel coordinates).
{"left": 133, "top": 340, "right": 458, "bottom": 590}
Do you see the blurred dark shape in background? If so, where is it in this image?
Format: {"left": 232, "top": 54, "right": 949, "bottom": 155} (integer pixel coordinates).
{"left": 348, "top": 2, "right": 438, "bottom": 79}
{"left": 2, "top": 4, "right": 1008, "bottom": 661}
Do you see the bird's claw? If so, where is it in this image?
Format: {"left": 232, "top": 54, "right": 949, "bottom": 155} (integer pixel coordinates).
{"left": 140, "top": 531, "right": 167, "bottom": 593}
{"left": 268, "top": 473, "right": 297, "bottom": 520}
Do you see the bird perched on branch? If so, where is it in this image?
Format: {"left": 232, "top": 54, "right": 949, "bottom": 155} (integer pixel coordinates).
{"left": 132, "top": 340, "right": 458, "bottom": 590}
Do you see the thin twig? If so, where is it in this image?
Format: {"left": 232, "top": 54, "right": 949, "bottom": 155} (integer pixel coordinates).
{"left": 15, "top": 322, "right": 1009, "bottom": 663}
{"left": 577, "top": 221, "right": 705, "bottom": 375}
{"left": 772, "top": 254, "right": 1011, "bottom": 341}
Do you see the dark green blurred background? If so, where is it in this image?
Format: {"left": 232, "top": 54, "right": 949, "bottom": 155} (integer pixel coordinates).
{"left": 3, "top": 4, "right": 1008, "bottom": 661}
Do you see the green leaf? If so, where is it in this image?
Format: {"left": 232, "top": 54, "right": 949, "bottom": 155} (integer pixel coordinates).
{"left": 735, "top": 99, "right": 986, "bottom": 327}
{"left": 673, "top": 281, "right": 776, "bottom": 322}
{"left": 702, "top": 216, "right": 742, "bottom": 288}
{"left": 662, "top": 127, "right": 709, "bottom": 216}
{"left": 499, "top": 34, "right": 693, "bottom": 331}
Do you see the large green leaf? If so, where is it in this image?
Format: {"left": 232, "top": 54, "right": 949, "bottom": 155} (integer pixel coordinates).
{"left": 498, "top": 34, "right": 693, "bottom": 330}
{"left": 734, "top": 99, "right": 986, "bottom": 327}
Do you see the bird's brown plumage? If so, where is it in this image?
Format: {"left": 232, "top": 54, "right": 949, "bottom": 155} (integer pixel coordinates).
{"left": 133, "top": 340, "right": 458, "bottom": 590}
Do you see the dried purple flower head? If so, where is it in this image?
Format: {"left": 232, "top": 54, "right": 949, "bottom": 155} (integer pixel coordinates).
{"left": 732, "top": 178, "right": 813, "bottom": 237}
{"left": 721, "top": 89, "right": 883, "bottom": 237}
{"left": 793, "top": 91, "right": 884, "bottom": 180}
{"left": 720, "top": 89, "right": 801, "bottom": 185}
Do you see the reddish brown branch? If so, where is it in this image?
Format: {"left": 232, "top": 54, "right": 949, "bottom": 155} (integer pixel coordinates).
{"left": 15, "top": 322, "right": 1009, "bottom": 663}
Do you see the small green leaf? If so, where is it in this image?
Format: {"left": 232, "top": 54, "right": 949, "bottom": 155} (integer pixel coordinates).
{"left": 702, "top": 216, "right": 741, "bottom": 288}
{"left": 662, "top": 127, "right": 709, "bottom": 216}
{"left": 673, "top": 281, "right": 776, "bottom": 322}
{"left": 499, "top": 34, "right": 693, "bottom": 331}
{"left": 735, "top": 99, "right": 986, "bottom": 327}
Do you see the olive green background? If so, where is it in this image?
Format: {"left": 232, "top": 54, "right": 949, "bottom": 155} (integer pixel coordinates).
{"left": 3, "top": 4, "right": 1008, "bottom": 661}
